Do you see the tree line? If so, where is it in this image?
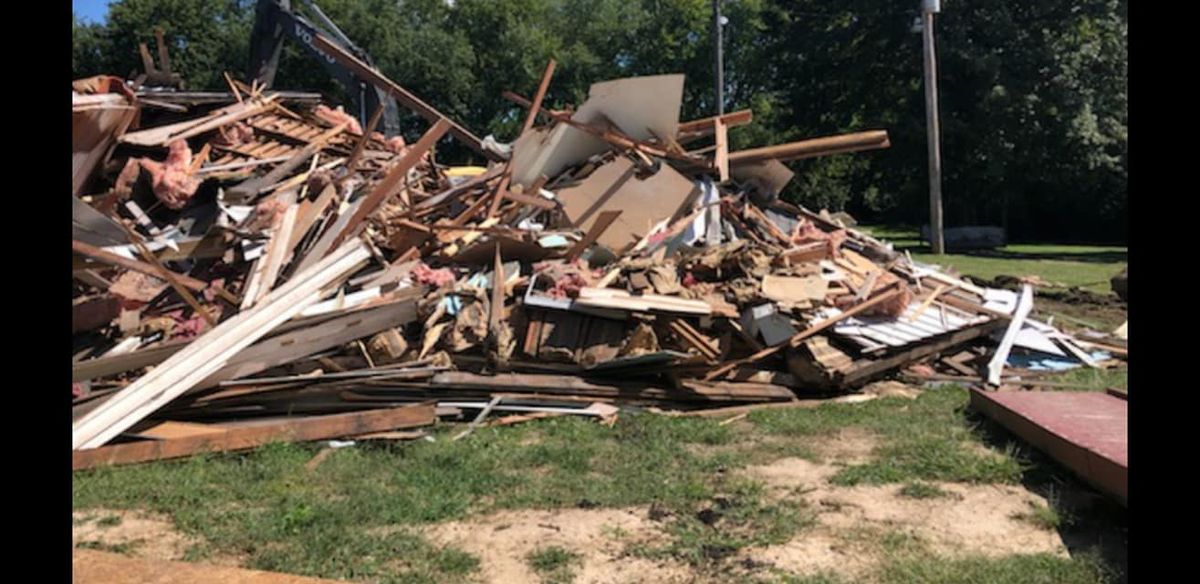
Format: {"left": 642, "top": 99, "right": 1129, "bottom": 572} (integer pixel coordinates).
{"left": 73, "top": 0, "right": 1127, "bottom": 243}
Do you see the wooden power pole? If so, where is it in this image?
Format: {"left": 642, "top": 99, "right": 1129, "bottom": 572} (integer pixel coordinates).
{"left": 921, "top": 0, "right": 945, "bottom": 254}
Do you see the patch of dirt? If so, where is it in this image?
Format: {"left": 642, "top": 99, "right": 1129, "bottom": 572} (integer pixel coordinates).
{"left": 739, "top": 457, "right": 1068, "bottom": 580}
{"left": 813, "top": 427, "right": 879, "bottom": 465}
{"left": 426, "top": 507, "right": 692, "bottom": 584}
{"left": 73, "top": 508, "right": 199, "bottom": 561}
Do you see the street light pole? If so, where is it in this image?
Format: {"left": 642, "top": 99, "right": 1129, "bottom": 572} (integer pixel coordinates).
{"left": 921, "top": 0, "right": 945, "bottom": 254}
{"left": 713, "top": 0, "right": 724, "bottom": 115}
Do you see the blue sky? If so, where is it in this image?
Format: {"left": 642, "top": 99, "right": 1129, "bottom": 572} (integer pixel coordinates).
{"left": 73, "top": 0, "right": 112, "bottom": 23}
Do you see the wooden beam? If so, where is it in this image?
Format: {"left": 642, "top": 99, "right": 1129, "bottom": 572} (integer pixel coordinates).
{"left": 726, "top": 130, "right": 890, "bottom": 165}
{"left": 676, "top": 109, "right": 754, "bottom": 137}
{"left": 520, "top": 59, "right": 557, "bottom": 136}
{"left": 73, "top": 404, "right": 435, "bottom": 470}
{"left": 714, "top": 118, "right": 729, "bottom": 182}
{"left": 309, "top": 33, "right": 492, "bottom": 160}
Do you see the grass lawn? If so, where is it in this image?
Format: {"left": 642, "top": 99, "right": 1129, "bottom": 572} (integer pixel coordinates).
{"left": 74, "top": 385, "right": 1123, "bottom": 583}
{"left": 858, "top": 226, "right": 1127, "bottom": 295}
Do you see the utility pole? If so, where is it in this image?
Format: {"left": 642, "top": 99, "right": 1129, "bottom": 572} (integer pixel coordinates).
{"left": 712, "top": 0, "right": 724, "bottom": 115}
{"left": 921, "top": 0, "right": 945, "bottom": 254}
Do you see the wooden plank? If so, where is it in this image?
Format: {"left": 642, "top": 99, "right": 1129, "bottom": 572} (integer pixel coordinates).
{"left": 714, "top": 118, "right": 729, "bottom": 182}
{"left": 520, "top": 59, "right": 557, "bottom": 136}
{"left": 324, "top": 119, "right": 451, "bottom": 255}
{"left": 126, "top": 421, "right": 227, "bottom": 441}
{"left": 310, "top": 33, "right": 491, "bottom": 159}
{"left": 985, "top": 284, "right": 1033, "bottom": 385}
{"left": 72, "top": 241, "right": 372, "bottom": 450}
{"left": 200, "top": 292, "right": 421, "bottom": 389}
{"left": 73, "top": 404, "right": 435, "bottom": 470}
{"left": 254, "top": 202, "right": 300, "bottom": 306}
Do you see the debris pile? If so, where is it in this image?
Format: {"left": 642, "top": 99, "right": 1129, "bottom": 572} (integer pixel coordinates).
{"left": 72, "top": 62, "right": 1115, "bottom": 470}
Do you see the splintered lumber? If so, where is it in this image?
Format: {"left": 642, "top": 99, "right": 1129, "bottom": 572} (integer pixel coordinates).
{"left": 72, "top": 240, "right": 371, "bottom": 450}
{"left": 727, "top": 130, "right": 890, "bottom": 164}
{"left": 986, "top": 284, "right": 1033, "bottom": 385}
{"left": 225, "top": 121, "right": 349, "bottom": 202}
{"left": 309, "top": 33, "right": 492, "bottom": 159}
{"left": 73, "top": 403, "right": 435, "bottom": 470}
{"left": 704, "top": 284, "right": 904, "bottom": 380}
{"left": 324, "top": 119, "right": 451, "bottom": 254}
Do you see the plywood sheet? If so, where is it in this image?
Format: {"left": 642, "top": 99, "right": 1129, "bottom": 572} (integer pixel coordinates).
{"left": 554, "top": 157, "right": 697, "bottom": 253}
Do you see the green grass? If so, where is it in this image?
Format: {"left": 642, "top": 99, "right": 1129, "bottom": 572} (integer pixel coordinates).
{"left": 897, "top": 482, "right": 950, "bottom": 499}
{"left": 526, "top": 546, "right": 581, "bottom": 584}
{"left": 749, "top": 387, "right": 1025, "bottom": 486}
{"left": 858, "top": 225, "right": 1126, "bottom": 294}
{"left": 74, "top": 386, "right": 1109, "bottom": 582}
{"left": 1050, "top": 367, "right": 1128, "bottom": 391}
{"left": 880, "top": 552, "right": 1110, "bottom": 584}
{"left": 632, "top": 480, "right": 815, "bottom": 566}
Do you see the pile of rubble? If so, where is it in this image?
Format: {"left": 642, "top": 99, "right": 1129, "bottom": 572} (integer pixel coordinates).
{"left": 72, "top": 62, "right": 1118, "bottom": 470}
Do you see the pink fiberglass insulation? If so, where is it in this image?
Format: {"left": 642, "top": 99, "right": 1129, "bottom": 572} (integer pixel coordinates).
{"left": 411, "top": 262, "right": 457, "bottom": 287}
{"left": 314, "top": 105, "right": 362, "bottom": 135}
{"left": 792, "top": 220, "right": 847, "bottom": 259}
{"left": 114, "top": 139, "right": 202, "bottom": 210}
{"left": 214, "top": 122, "right": 255, "bottom": 147}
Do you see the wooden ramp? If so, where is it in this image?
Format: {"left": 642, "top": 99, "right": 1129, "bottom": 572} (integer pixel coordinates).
{"left": 969, "top": 388, "right": 1127, "bottom": 505}
{"left": 73, "top": 549, "right": 350, "bottom": 584}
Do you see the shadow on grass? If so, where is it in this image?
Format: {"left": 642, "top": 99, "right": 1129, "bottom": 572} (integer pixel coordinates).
{"left": 966, "top": 409, "right": 1128, "bottom": 584}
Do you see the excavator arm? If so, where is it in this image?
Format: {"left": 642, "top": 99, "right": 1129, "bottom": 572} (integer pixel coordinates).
{"left": 248, "top": 0, "right": 401, "bottom": 136}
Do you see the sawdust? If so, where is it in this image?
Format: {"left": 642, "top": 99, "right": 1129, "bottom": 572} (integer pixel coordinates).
{"left": 73, "top": 508, "right": 198, "bottom": 561}
{"left": 739, "top": 455, "right": 1067, "bottom": 580}
{"left": 425, "top": 507, "right": 691, "bottom": 584}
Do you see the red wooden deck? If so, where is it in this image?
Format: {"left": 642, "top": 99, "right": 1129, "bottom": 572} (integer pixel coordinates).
{"left": 970, "top": 388, "right": 1127, "bottom": 505}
